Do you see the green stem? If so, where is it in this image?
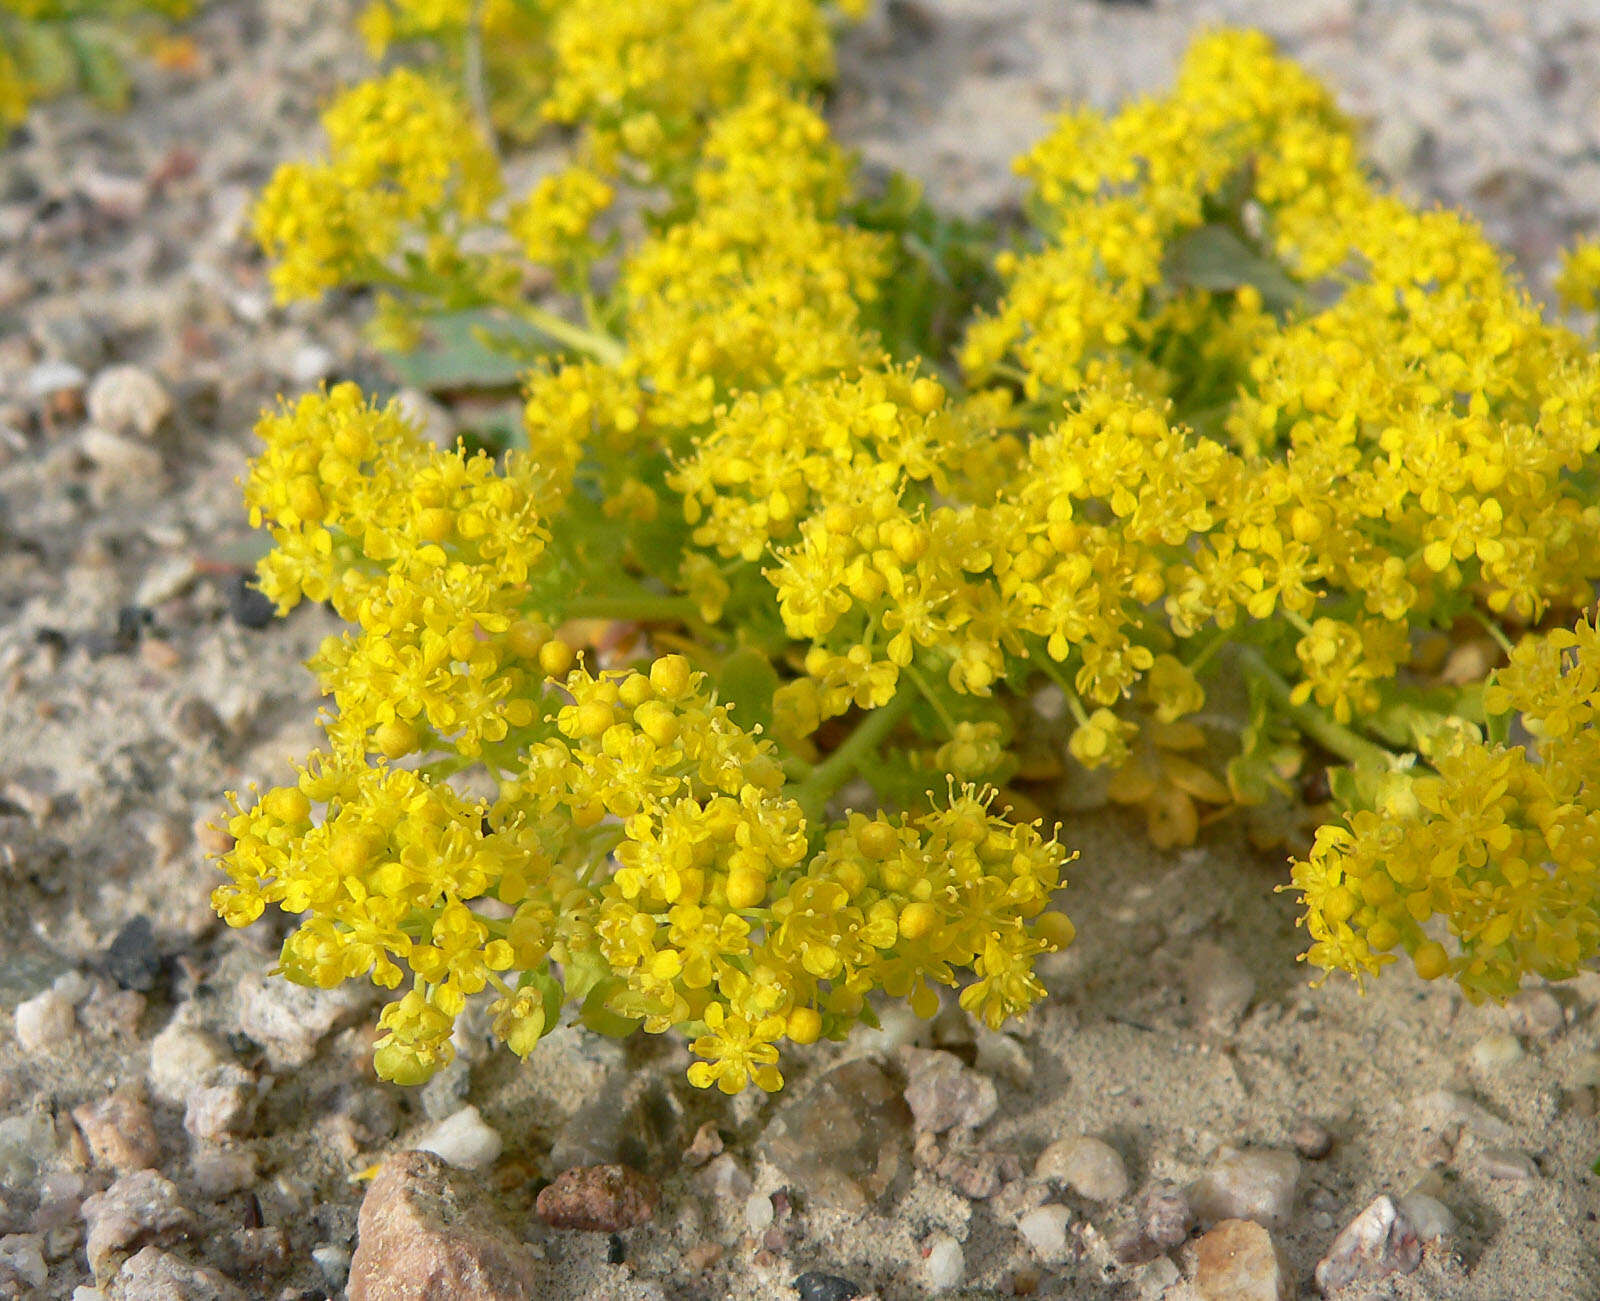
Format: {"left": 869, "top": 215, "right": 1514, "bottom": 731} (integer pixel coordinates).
{"left": 1184, "top": 628, "right": 1231, "bottom": 675}
{"left": 1465, "top": 608, "right": 1516, "bottom": 657}
{"left": 513, "top": 302, "right": 626, "bottom": 367}
{"left": 463, "top": 0, "right": 498, "bottom": 164}
{"left": 793, "top": 689, "right": 915, "bottom": 824}
{"left": 1035, "top": 654, "right": 1091, "bottom": 727}
{"left": 905, "top": 662, "right": 957, "bottom": 733}
{"left": 1235, "top": 646, "right": 1393, "bottom": 770}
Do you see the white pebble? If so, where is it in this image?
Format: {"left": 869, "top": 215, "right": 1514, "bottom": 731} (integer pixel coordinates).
{"left": 87, "top": 365, "right": 171, "bottom": 438}
{"left": 415, "top": 1105, "right": 502, "bottom": 1170}
{"left": 1397, "top": 1191, "right": 1455, "bottom": 1241}
{"left": 1016, "top": 1203, "right": 1072, "bottom": 1262}
{"left": 13, "top": 987, "right": 75, "bottom": 1054}
{"left": 1471, "top": 1033, "right": 1523, "bottom": 1072}
{"left": 1035, "top": 1135, "right": 1129, "bottom": 1202}
{"left": 923, "top": 1232, "right": 965, "bottom": 1290}
{"left": 147, "top": 1020, "right": 226, "bottom": 1107}
{"left": 1478, "top": 1147, "right": 1537, "bottom": 1182}
{"left": 0, "top": 1234, "right": 46, "bottom": 1288}
{"left": 744, "top": 1192, "right": 774, "bottom": 1231}
{"left": 1188, "top": 1146, "right": 1300, "bottom": 1226}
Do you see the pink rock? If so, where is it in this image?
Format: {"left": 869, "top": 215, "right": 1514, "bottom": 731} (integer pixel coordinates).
{"left": 536, "top": 1163, "right": 659, "bottom": 1232}
{"left": 348, "top": 1151, "right": 542, "bottom": 1301}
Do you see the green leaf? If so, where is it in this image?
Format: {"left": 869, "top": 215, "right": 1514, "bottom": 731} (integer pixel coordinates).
{"left": 579, "top": 977, "right": 643, "bottom": 1039}
{"left": 67, "top": 29, "right": 130, "bottom": 110}
{"left": 383, "top": 309, "right": 548, "bottom": 392}
{"left": 1163, "top": 224, "right": 1303, "bottom": 314}
{"left": 715, "top": 647, "right": 779, "bottom": 735}
{"left": 520, "top": 966, "right": 565, "bottom": 1029}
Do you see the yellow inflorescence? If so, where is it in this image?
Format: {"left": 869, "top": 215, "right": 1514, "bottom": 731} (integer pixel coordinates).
{"left": 252, "top": 67, "right": 506, "bottom": 304}
{"left": 1293, "top": 613, "right": 1600, "bottom": 999}
{"left": 229, "top": 14, "right": 1600, "bottom": 1089}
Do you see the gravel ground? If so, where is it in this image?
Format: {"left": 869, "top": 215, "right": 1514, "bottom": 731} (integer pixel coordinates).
{"left": 2, "top": 2, "right": 1599, "bottom": 1299}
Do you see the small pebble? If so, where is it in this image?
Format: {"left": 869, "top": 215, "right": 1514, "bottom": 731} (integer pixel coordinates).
{"left": 1471, "top": 1033, "right": 1523, "bottom": 1072}
{"left": 900, "top": 1048, "right": 998, "bottom": 1133}
{"left": 1314, "top": 1195, "right": 1422, "bottom": 1293}
{"left": 1396, "top": 1191, "right": 1455, "bottom": 1242}
{"left": 1033, "top": 1135, "right": 1129, "bottom": 1202}
{"left": 14, "top": 985, "right": 75, "bottom": 1053}
{"left": 0, "top": 1234, "right": 47, "bottom": 1290}
{"left": 536, "top": 1164, "right": 659, "bottom": 1232}
{"left": 184, "top": 1065, "right": 262, "bottom": 1143}
{"left": 1016, "top": 1204, "right": 1072, "bottom": 1262}
{"left": 683, "top": 1120, "right": 724, "bottom": 1167}
{"left": 1193, "top": 1219, "right": 1291, "bottom": 1301}
{"left": 923, "top": 1232, "right": 965, "bottom": 1289}
{"left": 102, "top": 916, "right": 163, "bottom": 993}
{"left": 147, "top": 1020, "right": 227, "bottom": 1107}
{"left": 1183, "top": 942, "right": 1256, "bottom": 1027}
{"left": 86, "top": 365, "right": 171, "bottom": 438}
{"left": 109, "top": 1246, "right": 246, "bottom": 1300}
{"left": 72, "top": 1087, "right": 160, "bottom": 1173}
{"left": 744, "top": 1192, "right": 775, "bottom": 1231}
{"left": 190, "top": 1148, "right": 258, "bottom": 1199}
{"left": 1189, "top": 1147, "right": 1299, "bottom": 1227}
{"left": 1290, "top": 1120, "right": 1333, "bottom": 1160}
{"left": 25, "top": 360, "right": 87, "bottom": 401}
{"left": 312, "top": 1243, "right": 352, "bottom": 1288}
{"left": 1478, "top": 1147, "right": 1538, "bottom": 1181}
{"left": 416, "top": 1105, "right": 503, "bottom": 1171}
{"left": 226, "top": 575, "right": 277, "bottom": 630}
{"left": 693, "top": 1153, "right": 753, "bottom": 1202}
{"left": 80, "top": 1169, "right": 193, "bottom": 1276}
{"left": 792, "top": 1272, "right": 862, "bottom": 1301}
{"left": 1505, "top": 988, "right": 1563, "bottom": 1038}
{"left": 1139, "top": 1183, "right": 1195, "bottom": 1248}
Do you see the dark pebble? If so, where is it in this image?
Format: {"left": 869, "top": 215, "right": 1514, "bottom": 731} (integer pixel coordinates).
{"left": 794, "top": 1272, "right": 863, "bottom": 1301}
{"left": 227, "top": 574, "right": 276, "bottom": 630}
{"left": 606, "top": 1234, "right": 625, "bottom": 1265}
{"left": 103, "top": 915, "right": 163, "bottom": 992}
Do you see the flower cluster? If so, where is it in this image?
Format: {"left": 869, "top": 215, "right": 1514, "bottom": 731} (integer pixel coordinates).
{"left": 227, "top": 13, "right": 1600, "bottom": 1088}
{"left": 1293, "top": 613, "right": 1600, "bottom": 999}
{"left": 251, "top": 67, "right": 506, "bottom": 306}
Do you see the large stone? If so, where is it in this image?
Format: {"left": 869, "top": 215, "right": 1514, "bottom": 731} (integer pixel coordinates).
{"left": 760, "top": 1059, "right": 912, "bottom": 1211}
{"left": 347, "top": 1151, "right": 543, "bottom": 1301}
{"left": 1194, "top": 1219, "right": 1294, "bottom": 1301}
{"left": 1314, "top": 1195, "right": 1422, "bottom": 1294}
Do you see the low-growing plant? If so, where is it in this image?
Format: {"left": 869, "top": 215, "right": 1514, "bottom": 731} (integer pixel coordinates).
{"left": 217, "top": 7, "right": 1600, "bottom": 1094}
